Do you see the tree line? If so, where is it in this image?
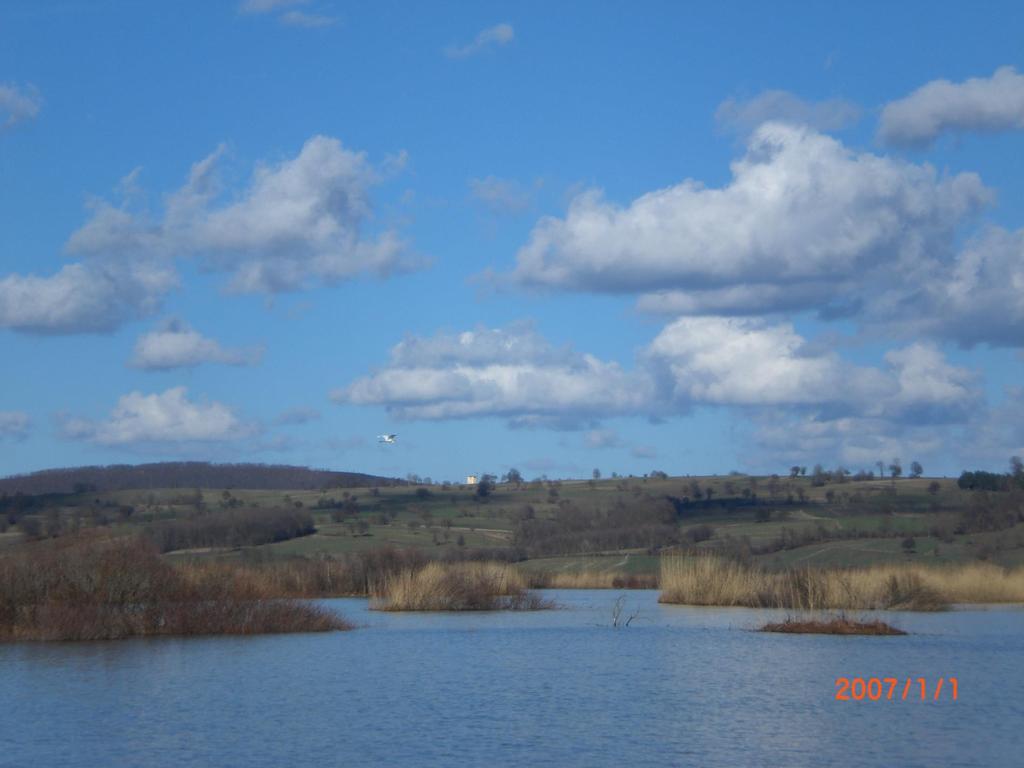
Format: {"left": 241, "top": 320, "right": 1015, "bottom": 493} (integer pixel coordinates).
{"left": 957, "top": 457, "right": 1024, "bottom": 491}
{"left": 142, "top": 507, "right": 316, "bottom": 553}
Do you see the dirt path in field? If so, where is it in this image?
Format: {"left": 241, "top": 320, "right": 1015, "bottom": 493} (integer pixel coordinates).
{"left": 789, "top": 542, "right": 899, "bottom": 563}
{"left": 447, "top": 526, "right": 511, "bottom": 541}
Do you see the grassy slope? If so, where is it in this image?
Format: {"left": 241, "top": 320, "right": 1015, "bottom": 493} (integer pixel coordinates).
{"left": 6, "top": 474, "right": 1024, "bottom": 572}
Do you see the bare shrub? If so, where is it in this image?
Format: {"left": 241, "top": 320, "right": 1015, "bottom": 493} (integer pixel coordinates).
{"left": 0, "top": 535, "right": 349, "bottom": 641}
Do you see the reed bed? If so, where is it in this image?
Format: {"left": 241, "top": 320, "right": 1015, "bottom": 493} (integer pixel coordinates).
{"left": 659, "top": 555, "right": 1024, "bottom": 611}
{"left": 0, "top": 537, "right": 349, "bottom": 641}
{"left": 523, "top": 570, "right": 658, "bottom": 590}
{"left": 370, "top": 562, "right": 552, "bottom": 611}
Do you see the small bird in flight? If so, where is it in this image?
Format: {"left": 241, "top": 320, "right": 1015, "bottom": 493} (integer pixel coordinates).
{"left": 378, "top": 434, "right": 397, "bottom": 444}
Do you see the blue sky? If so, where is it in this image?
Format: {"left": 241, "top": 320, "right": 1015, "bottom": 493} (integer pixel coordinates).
{"left": 2, "top": 0, "right": 1024, "bottom": 482}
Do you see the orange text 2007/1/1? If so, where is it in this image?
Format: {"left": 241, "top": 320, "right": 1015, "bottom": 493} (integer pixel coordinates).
{"left": 835, "top": 677, "right": 958, "bottom": 701}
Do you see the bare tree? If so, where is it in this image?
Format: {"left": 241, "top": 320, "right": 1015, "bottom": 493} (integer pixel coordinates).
{"left": 611, "top": 595, "right": 639, "bottom": 628}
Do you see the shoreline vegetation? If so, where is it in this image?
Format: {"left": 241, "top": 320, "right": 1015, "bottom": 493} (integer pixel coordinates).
{"left": 658, "top": 555, "right": 1024, "bottom": 611}
{"left": 0, "top": 536, "right": 349, "bottom": 642}
{"left": 5, "top": 532, "right": 1024, "bottom": 641}
{"left": 760, "top": 617, "right": 908, "bottom": 635}
{"left": 369, "top": 561, "right": 553, "bottom": 611}
{"left": 524, "top": 571, "right": 658, "bottom": 590}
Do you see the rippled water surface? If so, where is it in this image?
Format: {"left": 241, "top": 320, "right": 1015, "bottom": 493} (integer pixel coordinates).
{"left": 2, "top": 591, "right": 1022, "bottom": 767}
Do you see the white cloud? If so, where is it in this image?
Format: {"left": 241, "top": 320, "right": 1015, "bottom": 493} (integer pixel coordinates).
{"left": 130, "top": 319, "right": 263, "bottom": 370}
{"left": 67, "top": 135, "right": 413, "bottom": 294}
{"left": 511, "top": 123, "right": 990, "bottom": 318}
{"left": 716, "top": 90, "right": 861, "bottom": 133}
{"left": 908, "top": 226, "right": 1024, "bottom": 347}
{"left": 0, "top": 82, "right": 42, "bottom": 129}
{"left": 338, "top": 317, "right": 983, "bottom": 443}
{"left": 879, "top": 66, "right": 1024, "bottom": 147}
{"left": 0, "top": 260, "right": 176, "bottom": 334}
{"left": 333, "top": 324, "right": 653, "bottom": 427}
{"left": 469, "top": 175, "right": 532, "bottom": 213}
{"left": 645, "top": 317, "right": 980, "bottom": 425}
{"left": 0, "top": 412, "right": 30, "bottom": 441}
{"left": 881, "top": 343, "right": 981, "bottom": 423}
{"left": 738, "top": 340, "right": 982, "bottom": 469}
{"left": 750, "top": 412, "right": 948, "bottom": 470}
{"left": 238, "top": 0, "right": 308, "bottom": 13}
{"left": 645, "top": 316, "right": 892, "bottom": 409}
{"left": 62, "top": 387, "right": 253, "bottom": 445}
{"left": 444, "top": 23, "right": 514, "bottom": 59}
{"left": 635, "top": 283, "right": 832, "bottom": 317}
{"left": 279, "top": 10, "right": 337, "bottom": 27}
{"left": 387, "top": 322, "right": 572, "bottom": 367}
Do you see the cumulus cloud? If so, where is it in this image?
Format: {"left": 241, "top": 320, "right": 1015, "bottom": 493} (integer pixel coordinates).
{"left": 879, "top": 66, "right": 1024, "bottom": 147}
{"left": 716, "top": 90, "right": 861, "bottom": 133}
{"left": 906, "top": 226, "right": 1024, "bottom": 347}
{"left": 880, "top": 343, "right": 981, "bottom": 423}
{"left": 469, "top": 176, "right": 533, "bottom": 213}
{"left": 0, "top": 260, "right": 176, "bottom": 334}
{"left": 750, "top": 412, "right": 948, "bottom": 469}
{"left": 645, "top": 317, "right": 980, "bottom": 422}
{"left": 510, "top": 123, "right": 990, "bottom": 319}
{"left": 635, "top": 283, "right": 834, "bottom": 317}
{"left": 333, "top": 323, "right": 653, "bottom": 427}
{"left": 0, "top": 412, "right": 30, "bottom": 441}
{"left": 62, "top": 387, "right": 254, "bottom": 445}
{"left": 130, "top": 319, "right": 263, "bottom": 370}
{"left": 738, "top": 340, "right": 982, "bottom": 468}
{"left": 444, "top": 23, "right": 514, "bottom": 59}
{"left": 67, "top": 135, "right": 412, "bottom": 294}
{"left": 0, "top": 82, "right": 42, "bottom": 129}
{"left": 385, "top": 322, "right": 572, "bottom": 368}
{"left": 336, "top": 318, "right": 981, "bottom": 450}
{"left": 646, "top": 316, "right": 892, "bottom": 409}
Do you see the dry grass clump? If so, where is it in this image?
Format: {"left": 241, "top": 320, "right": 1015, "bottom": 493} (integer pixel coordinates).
{"left": 915, "top": 562, "right": 1024, "bottom": 603}
{"left": 370, "top": 562, "right": 552, "bottom": 611}
{"left": 525, "top": 571, "right": 658, "bottom": 590}
{"left": 760, "top": 617, "right": 907, "bottom": 635}
{"left": 659, "top": 555, "right": 1024, "bottom": 611}
{"left": 0, "top": 536, "right": 349, "bottom": 641}
{"left": 659, "top": 556, "right": 777, "bottom": 607}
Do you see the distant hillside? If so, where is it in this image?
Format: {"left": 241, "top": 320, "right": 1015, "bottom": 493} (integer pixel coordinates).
{"left": 0, "top": 462, "right": 401, "bottom": 495}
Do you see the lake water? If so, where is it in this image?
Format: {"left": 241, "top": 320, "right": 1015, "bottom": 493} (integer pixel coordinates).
{"left": 1, "top": 590, "right": 1021, "bottom": 767}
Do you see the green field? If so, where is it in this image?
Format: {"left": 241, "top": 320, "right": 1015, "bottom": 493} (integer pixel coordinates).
{"left": 4, "top": 471, "right": 1023, "bottom": 572}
